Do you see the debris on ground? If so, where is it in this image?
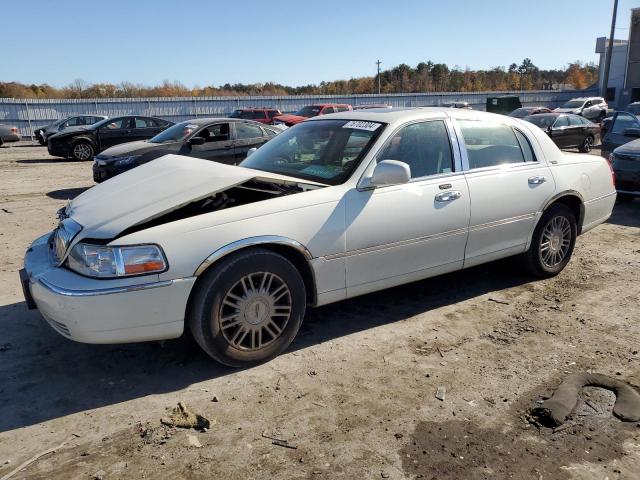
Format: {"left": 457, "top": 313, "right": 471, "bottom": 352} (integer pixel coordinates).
{"left": 0, "top": 437, "right": 72, "bottom": 480}
{"left": 160, "top": 402, "right": 210, "bottom": 431}
{"left": 186, "top": 434, "right": 202, "bottom": 448}
{"left": 261, "top": 432, "right": 298, "bottom": 449}
{"left": 531, "top": 373, "right": 640, "bottom": 427}
{"left": 435, "top": 386, "right": 446, "bottom": 401}
{"left": 488, "top": 297, "right": 510, "bottom": 305}
{"left": 211, "top": 395, "right": 219, "bottom": 403}
{"left": 93, "top": 470, "right": 106, "bottom": 480}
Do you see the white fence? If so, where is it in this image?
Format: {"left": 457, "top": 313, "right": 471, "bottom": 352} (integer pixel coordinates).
{"left": 0, "top": 88, "right": 598, "bottom": 138}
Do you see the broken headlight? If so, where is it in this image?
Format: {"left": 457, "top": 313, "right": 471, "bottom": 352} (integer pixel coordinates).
{"left": 67, "top": 243, "right": 167, "bottom": 278}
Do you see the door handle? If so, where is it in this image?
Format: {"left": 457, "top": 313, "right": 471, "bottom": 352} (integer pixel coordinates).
{"left": 435, "top": 190, "right": 462, "bottom": 202}
{"left": 528, "top": 176, "right": 546, "bottom": 185}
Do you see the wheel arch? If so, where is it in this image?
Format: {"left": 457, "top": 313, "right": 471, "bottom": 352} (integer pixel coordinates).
{"left": 541, "top": 191, "right": 585, "bottom": 234}
{"left": 191, "top": 236, "right": 317, "bottom": 305}
{"left": 71, "top": 136, "right": 97, "bottom": 149}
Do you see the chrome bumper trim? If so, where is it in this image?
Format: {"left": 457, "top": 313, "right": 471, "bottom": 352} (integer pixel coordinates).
{"left": 38, "top": 278, "right": 175, "bottom": 297}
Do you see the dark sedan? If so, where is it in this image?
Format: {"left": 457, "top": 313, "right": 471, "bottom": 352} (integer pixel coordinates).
{"left": 600, "top": 111, "right": 640, "bottom": 158}
{"left": 92, "top": 118, "right": 282, "bottom": 182}
{"left": 609, "top": 139, "right": 640, "bottom": 202}
{"left": 47, "top": 116, "right": 173, "bottom": 161}
{"left": 523, "top": 113, "right": 599, "bottom": 152}
{"left": 34, "top": 115, "right": 107, "bottom": 145}
{"left": 508, "top": 106, "right": 552, "bottom": 118}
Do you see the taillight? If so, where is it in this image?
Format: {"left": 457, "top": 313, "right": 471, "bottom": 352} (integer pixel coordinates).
{"left": 606, "top": 155, "right": 615, "bottom": 186}
{"left": 10, "top": 127, "right": 18, "bottom": 134}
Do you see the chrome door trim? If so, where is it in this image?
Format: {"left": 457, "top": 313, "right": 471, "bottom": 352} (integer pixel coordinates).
{"left": 194, "top": 236, "right": 313, "bottom": 276}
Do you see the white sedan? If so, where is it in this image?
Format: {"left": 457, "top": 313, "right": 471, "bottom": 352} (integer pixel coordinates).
{"left": 21, "top": 108, "right": 616, "bottom": 366}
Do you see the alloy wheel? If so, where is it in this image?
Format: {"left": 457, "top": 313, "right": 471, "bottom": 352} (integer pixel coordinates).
{"left": 73, "top": 143, "right": 92, "bottom": 160}
{"left": 539, "top": 216, "right": 572, "bottom": 268}
{"left": 583, "top": 136, "right": 592, "bottom": 152}
{"left": 218, "top": 272, "right": 292, "bottom": 351}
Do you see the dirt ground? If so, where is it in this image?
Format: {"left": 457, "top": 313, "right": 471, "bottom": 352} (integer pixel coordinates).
{"left": 0, "top": 142, "right": 639, "bottom": 480}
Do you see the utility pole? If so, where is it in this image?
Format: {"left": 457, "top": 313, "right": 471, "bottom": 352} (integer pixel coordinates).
{"left": 601, "top": 0, "right": 619, "bottom": 100}
{"left": 376, "top": 60, "right": 382, "bottom": 95}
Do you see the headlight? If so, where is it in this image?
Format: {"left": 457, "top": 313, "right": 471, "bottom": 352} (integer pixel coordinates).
{"left": 67, "top": 243, "right": 167, "bottom": 278}
{"left": 113, "top": 155, "right": 140, "bottom": 166}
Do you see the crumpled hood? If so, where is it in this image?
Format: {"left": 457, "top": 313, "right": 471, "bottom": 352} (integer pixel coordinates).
{"left": 66, "top": 154, "right": 323, "bottom": 240}
{"left": 96, "top": 140, "right": 156, "bottom": 158}
{"left": 614, "top": 138, "right": 640, "bottom": 155}
{"left": 50, "top": 126, "right": 89, "bottom": 139}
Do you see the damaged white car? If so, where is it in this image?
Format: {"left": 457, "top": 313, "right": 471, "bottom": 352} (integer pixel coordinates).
{"left": 21, "top": 109, "right": 617, "bottom": 366}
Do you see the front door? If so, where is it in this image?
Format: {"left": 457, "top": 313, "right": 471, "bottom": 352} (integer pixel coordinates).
{"left": 97, "top": 117, "right": 134, "bottom": 150}
{"left": 233, "top": 122, "right": 269, "bottom": 163}
{"left": 344, "top": 119, "right": 470, "bottom": 295}
{"left": 602, "top": 112, "right": 640, "bottom": 156}
{"left": 189, "top": 122, "right": 236, "bottom": 164}
{"left": 455, "top": 119, "right": 555, "bottom": 266}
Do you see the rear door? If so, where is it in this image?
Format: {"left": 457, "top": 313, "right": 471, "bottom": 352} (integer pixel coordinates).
{"left": 233, "top": 121, "right": 270, "bottom": 163}
{"left": 550, "top": 115, "right": 572, "bottom": 148}
{"left": 567, "top": 115, "right": 586, "bottom": 147}
{"left": 132, "top": 117, "right": 162, "bottom": 141}
{"left": 456, "top": 119, "right": 555, "bottom": 266}
{"left": 188, "top": 122, "right": 236, "bottom": 164}
{"left": 97, "top": 117, "right": 134, "bottom": 150}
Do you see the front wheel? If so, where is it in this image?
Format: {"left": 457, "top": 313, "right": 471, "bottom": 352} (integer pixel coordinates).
{"left": 523, "top": 204, "right": 577, "bottom": 278}
{"left": 579, "top": 135, "right": 594, "bottom": 153}
{"left": 71, "top": 141, "right": 94, "bottom": 161}
{"left": 188, "top": 248, "right": 306, "bottom": 367}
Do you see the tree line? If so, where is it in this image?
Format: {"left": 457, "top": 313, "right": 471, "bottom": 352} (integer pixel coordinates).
{"left": 0, "top": 59, "right": 598, "bottom": 99}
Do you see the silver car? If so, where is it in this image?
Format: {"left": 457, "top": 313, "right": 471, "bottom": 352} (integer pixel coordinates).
{"left": 554, "top": 97, "right": 608, "bottom": 122}
{"left": 0, "top": 123, "right": 20, "bottom": 146}
{"left": 34, "top": 115, "right": 107, "bottom": 145}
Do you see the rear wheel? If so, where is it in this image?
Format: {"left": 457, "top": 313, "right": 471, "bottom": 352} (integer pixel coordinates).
{"left": 524, "top": 204, "right": 577, "bottom": 278}
{"left": 188, "top": 248, "right": 306, "bottom": 367}
{"left": 71, "top": 141, "right": 94, "bottom": 161}
{"left": 578, "top": 135, "right": 594, "bottom": 153}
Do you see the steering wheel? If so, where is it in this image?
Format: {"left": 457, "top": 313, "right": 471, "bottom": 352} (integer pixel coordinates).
{"left": 273, "top": 153, "right": 294, "bottom": 165}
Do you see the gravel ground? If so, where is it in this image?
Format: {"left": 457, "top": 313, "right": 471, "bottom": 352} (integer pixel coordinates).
{"left": 0, "top": 143, "right": 639, "bottom": 480}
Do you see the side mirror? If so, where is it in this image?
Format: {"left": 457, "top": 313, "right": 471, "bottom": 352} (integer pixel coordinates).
{"left": 370, "top": 160, "right": 411, "bottom": 187}
{"left": 188, "top": 136, "right": 205, "bottom": 146}
{"left": 623, "top": 127, "right": 640, "bottom": 138}
{"left": 546, "top": 126, "right": 553, "bottom": 134}
{"left": 246, "top": 147, "right": 257, "bottom": 158}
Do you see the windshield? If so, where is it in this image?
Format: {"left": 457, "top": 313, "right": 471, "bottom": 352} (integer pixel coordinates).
{"left": 295, "top": 106, "right": 323, "bottom": 117}
{"left": 508, "top": 108, "right": 530, "bottom": 118}
{"left": 229, "top": 110, "right": 245, "bottom": 118}
{"left": 524, "top": 115, "right": 556, "bottom": 128}
{"left": 240, "top": 119, "right": 384, "bottom": 185}
{"left": 148, "top": 121, "right": 198, "bottom": 143}
{"left": 561, "top": 100, "right": 584, "bottom": 109}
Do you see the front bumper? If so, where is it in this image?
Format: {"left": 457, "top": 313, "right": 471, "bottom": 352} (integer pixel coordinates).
{"left": 21, "top": 233, "right": 196, "bottom": 344}
{"left": 92, "top": 161, "right": 134, "bottom": 183}
{"left": 47, "top": 141, "right": 70, "bottom": 158}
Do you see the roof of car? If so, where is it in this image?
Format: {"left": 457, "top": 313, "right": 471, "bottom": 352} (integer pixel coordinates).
{"left": 176, "top": 117, "right": 268, "bottom": 125}
{"left": 307, "top": 107, "right": 526, "bottom": 125}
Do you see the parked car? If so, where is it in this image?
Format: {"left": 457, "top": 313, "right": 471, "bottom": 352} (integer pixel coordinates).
{"left": 93, "top": 118, "right": 282, "bottom": 182}
{"left": 523, "top": 113, "right": 599, "bottom": 152}
{"left": 625, "top": 102, "right": 640, "bottom": 116}
{"left": 273, "top": 104, "right": 352, "bottom": 126}
{"left": 0, "top": 124, "right": 20, "bottom": 146}
{"left": 47, "top": 116, "right": 173, "bottom": 161}
{"left": 20, "top": 108, "right": 616, "bottom": 366}
{"left": 34, "top": 115, "right": 108, "bottom": 145}
{"left": 508, "top": 107, "right": 553, "bottom": 118}
{"left": 486, "top": 95, "right": 522, "bottom": 115}
{"left": 554, "top": 97, "right": 608, "bottom": 122}
{"left": 600, "top": 111, "right": 640, "bottom": 158}
{"left": 229, "top": 108, "right": 282, "bottom": 124}
{"left": 609, "top": 138, "right": 640, "bottom": 202}
{"left": 353, "top": 104, "right": 392, "bottom": 110}
{"left": 446, "top": 101, "right": 472, "bottom": 109}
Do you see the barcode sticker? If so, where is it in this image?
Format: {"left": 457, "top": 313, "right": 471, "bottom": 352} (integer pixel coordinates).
{"left": 342, "top": 121, "right": 382, "bottom": 131}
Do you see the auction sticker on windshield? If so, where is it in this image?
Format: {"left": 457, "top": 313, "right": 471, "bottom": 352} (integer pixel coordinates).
{"left": 342, "top": 121, "right": 382, "bottom": 131}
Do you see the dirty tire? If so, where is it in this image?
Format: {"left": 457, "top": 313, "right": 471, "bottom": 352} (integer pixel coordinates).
{"left": 71, "top": 141, "right": 94, "bottom": 161}
{"left": 188, "top": 248, "right": 306, "bottom": 367}
{"left": 578, "top": 135, "right": 594, "bottom": 153}
{"left": 524, "top": 203, "right": 577, "bottom": 278}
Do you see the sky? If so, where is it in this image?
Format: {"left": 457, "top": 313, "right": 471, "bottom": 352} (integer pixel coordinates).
{"left": 1, "top": 0, "right": 637, "bottom": 88}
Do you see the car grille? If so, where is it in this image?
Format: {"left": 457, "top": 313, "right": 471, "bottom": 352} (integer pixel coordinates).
{"left": 49, "top": 218, "right": 82, "bottom": 265}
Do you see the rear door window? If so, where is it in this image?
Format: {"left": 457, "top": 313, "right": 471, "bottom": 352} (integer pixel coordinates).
{"left": 554, "top": 116, "right": 569, "bottom": 128}
{"left": 236, "top": 122, "right": 264, "bottom": 139}
{"left": 569, "top": 116, "right": 584, "bottom": 126}
{"left": 457, "top": 120, "right": 527, "bottom": 168}
{"left": 611, "top": 113, "right": 640, "bottom": 134}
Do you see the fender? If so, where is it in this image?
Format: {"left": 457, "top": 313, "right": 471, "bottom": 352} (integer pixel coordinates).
{"left": 193, "top": 235, "right": 313, "bottom": 277}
